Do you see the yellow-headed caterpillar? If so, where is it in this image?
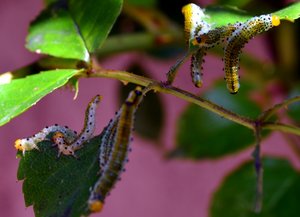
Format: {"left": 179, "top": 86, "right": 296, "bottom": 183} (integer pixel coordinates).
{"left": 224, "top": 14, "right": 280, "bottom": 94}
{"left": 182, "top": 3, "right": 211, "bottom": 43}
{"left": 190, "top": 24, "right": 241, "bottom": 87}
{"left": 15, "top": 125, "right": 77, "bottom": 156}
{"left": 166, "top": 3, "right": 211, "bottom": 85}
{"left": 88, "top": 87, "right": 143, "bottom": 213}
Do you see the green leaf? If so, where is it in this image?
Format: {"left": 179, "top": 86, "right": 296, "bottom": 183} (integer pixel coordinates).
{"left": 273, "top": 2, "right": 300, "bottom": 21}
{"left": 204, "top": 2, "right": 300, "bottom": 27}
{"left": 210, "top": 158, "right": 300, "bottom": 217}
{"left": 17, "top": 136, "right": 101, "bottom": 217}
{"left": 126, "top": 0, "right": 157, "bottom": 8}
{"left": 0, "top": 69, "right": 79, "bottom": 126}
{"left": 205, "top": 5, "right": 251, "bottom": 27}
{"left": 173, "top": 82, "right": 261, "bottom": 159}
{"left": 26, "top": 5, "right": 90, "bottom": 61}
{"left": 69, "top": 0, "right": 123, "bottom": 52}
{"left": 216, "top": 0, "right": 251, "bottom": 8}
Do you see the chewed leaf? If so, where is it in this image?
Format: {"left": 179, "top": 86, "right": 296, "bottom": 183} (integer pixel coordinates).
{"left": 17, "top": 136, "right": 101, "bottom": 217}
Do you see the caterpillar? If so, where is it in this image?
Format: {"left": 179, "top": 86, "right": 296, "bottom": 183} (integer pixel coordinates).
{"left": 15, "top": 125, "right": 77, "bottom": 156}
{"left": 182, "top": 3, "right": 212, "bottom": 88}
{"left": 166, "top": 3, "right": 211, "bottom": 85}
{"left": 15, "top": 95, "right": 102, "bottom": 157}
{"left": 190, "top": 24, "right": 241, "bottom": 87}
{"left": 191, "top": 49, "right": 206, "bottom": 87}
{"left": 224, "top": 14, "right": 280, "bottom": 94}
{"left": 194, "top": 24, "right": 239, "bottom": 48}
{"left": 88, "top": 87, "right": 143, "bottom": 213}
{"left": 98, "top": 115, "right": 119, "bottom": 175}
{"left": 182, "top": 3, "right": 211, "bottom": 43}
{"left": 52, "top": 131, "right": 76, "bottom": 157}
{"left": 69, "top": 95, "right": 102, "bottom": 151}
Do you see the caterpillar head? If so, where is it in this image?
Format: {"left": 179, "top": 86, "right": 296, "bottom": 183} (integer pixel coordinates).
{"left": 88, "top": 200, "right": 104, "bottom": 213}
{"left": 52, "top": 132, "right": 65, "bottom": 142}
{"left": 14, "top": 139, "right": 23, "bottom": 151}
{"left": 52, "top": 132, "right": 76, "bottom": 157}
{"left": 271, "top": 15, "right": 280, "bottom": 26}
{"left": 182, "top": 3, "right": 210, "bottom": 43}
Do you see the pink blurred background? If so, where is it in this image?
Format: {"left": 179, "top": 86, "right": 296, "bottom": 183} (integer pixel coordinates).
{"left": 1, "top": 0, "right": 299, "bottom": 217}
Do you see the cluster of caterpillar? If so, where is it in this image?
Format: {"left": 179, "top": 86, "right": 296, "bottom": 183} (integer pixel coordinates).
{"left": 179, "top": 3, "right": 281, "bottom": 93}
{"left": 15, "top": 87, "right": 143, "bottom": 214}
{"left": 15, "top": 95, "right": 102, "bottom": 158}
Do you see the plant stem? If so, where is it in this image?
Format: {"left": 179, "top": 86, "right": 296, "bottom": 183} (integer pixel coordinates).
{"left": 252, "top": 123, "right": 263, "bottom": 213}
{"left": 83, "top": 68, "right": 255, "bottom": 130}
{"left": 262, "top": 122, "right": 300, "bottom": 136}
{"left": 259, "top": 95, "right": 300, "bottom": 121}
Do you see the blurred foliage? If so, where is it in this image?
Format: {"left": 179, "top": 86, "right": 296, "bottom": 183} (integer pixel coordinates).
{"left": 211, "top": 158, "right": 300, "bottom": 217}
{"left": 172, "top": 82, "right": 261, "bottom": 159}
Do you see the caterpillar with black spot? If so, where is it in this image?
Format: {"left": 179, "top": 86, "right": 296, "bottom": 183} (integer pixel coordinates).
{"left": 88, "top": 87, "right": 143, "bottom": 213}
{"left": 190, "top": 22, "right": 241, "bottom": 87}
{"left": 181, "top": 4, "right": 240, "bottom": 88}
{"left": 182, "top": 3, "right": 211, "bottom": 88}
{"left": 15, "top": 125, "right": 77, "bottom": 156}
{"left": 15, "top": 95, "right": 102, "bottom": 157}
{"left": 98, "top": 114, "right": 119, "bottom": 175}
{"left": 166, "top": 3, "right": 211, "bottom": 86}
{"left": 68, "top": 95, "right": 102, "bottom": 151}
{"left": 182, "top": 3, "right": 211, "bottom": 43}
{"left": 224, "top": 14, "right": 280, "bottom": 94}
{"left": 55, "top": 95, "right": 101, "bottom": 157}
